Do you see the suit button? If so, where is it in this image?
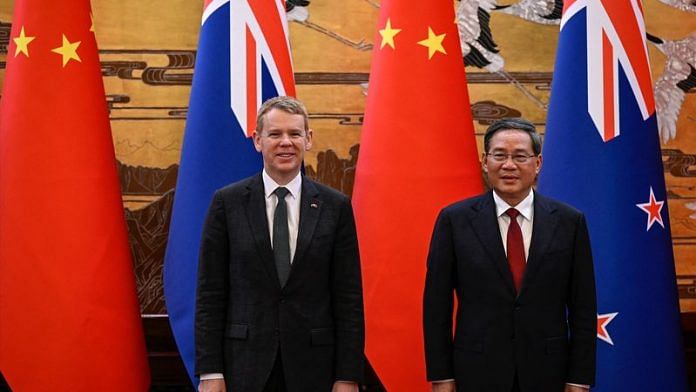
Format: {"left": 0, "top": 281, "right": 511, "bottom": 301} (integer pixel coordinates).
{"left": 280, "top": 299, "right": 286, "bottom": 304}
{"left": 274, "top": 328, "right": 280, "bottom": 336}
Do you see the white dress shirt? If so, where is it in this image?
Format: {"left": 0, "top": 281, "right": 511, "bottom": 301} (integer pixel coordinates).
{"left": 200, "top": 171, "right": 303, "bottom": 383}
{"left": 262, "top": 170, "right": 302, "bottom": 263}
{"left": 493, "top": 190, "right": 534, "bottom": 260}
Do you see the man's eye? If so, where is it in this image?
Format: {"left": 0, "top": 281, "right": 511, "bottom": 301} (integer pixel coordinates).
{"left": 514, "top": 155, "right": 533, "bottom": 163}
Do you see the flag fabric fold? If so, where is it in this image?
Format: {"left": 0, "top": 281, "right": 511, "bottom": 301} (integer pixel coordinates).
{"left": 0, "top": 0, "right": 150, "bottom": 390}
{"left": 163, "top": 0, "right": 295, "bottom": 384}
{"left": 538, "top": 1, "right": 687, "bottom": 390}
{"left": 352, "top": 1, "right": 483, "bottom": 390}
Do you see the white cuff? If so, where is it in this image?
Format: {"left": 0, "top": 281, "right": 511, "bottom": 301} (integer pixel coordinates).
{"left": 200, "top": 373, "right": 224, "bottom": 380}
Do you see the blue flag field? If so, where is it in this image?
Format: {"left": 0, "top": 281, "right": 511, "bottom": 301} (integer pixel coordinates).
{"left": 538, "top": 1, "right": 687, "bottom": 390}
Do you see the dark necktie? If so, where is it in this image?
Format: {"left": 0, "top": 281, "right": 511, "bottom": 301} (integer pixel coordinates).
{"left": 273, "top": 187, "right": 291, "bottom": 287}
{"left": 506, "top": 208, "right": 526, "bottom": 293}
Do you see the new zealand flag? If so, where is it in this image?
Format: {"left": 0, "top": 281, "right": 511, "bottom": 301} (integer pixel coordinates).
{"left": 538, "top": 0, "right": 687, "bottom": 390}
{"left": 163, "top": 0, "right": 295, "bottom": 384}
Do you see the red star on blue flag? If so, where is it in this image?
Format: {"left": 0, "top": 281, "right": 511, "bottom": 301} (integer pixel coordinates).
{"left": 597, "top": 312, "right": 619, "bottom": 345}
{"left": 636, "top": 187, "right": 665, "bottom": 231}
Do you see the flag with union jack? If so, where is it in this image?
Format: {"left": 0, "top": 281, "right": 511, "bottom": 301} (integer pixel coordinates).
{"left": 163, "top": 0, "right": 295, "bottom": 384}
{"left": 538, "top": 0, "right": 687, "bottom": 390}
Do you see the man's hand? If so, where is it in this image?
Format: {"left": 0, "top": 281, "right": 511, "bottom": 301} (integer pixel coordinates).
{"left": 431, "top": 381, "right": 456, "bottom": 392}
{"left": 199, "top": 378, "right": 226, "bottom": 392}
{"left": 332, "top": 381, "right": 359, "bottom": 392}
{"left": 565, "top": 384, "right": 589, "bottom": 392}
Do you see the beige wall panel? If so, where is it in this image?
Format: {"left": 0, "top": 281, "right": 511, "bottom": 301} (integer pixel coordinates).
{"left": 112, "top": 120, "right": 183, "bottom": 168}
{"left": 92, "top": 0, "right": 201, "bottom": 49}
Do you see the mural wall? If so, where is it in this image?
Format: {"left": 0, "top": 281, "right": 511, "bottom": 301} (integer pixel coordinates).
{"left": 0, "top": 0, "right": 694, "bottom": 313}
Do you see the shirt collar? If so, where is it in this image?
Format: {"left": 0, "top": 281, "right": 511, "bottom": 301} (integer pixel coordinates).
{"left": 262, "top": 170, "right": 302, "bottom": 200}
{"left": 493, "top": 189, "right": 534, "bottom": 221}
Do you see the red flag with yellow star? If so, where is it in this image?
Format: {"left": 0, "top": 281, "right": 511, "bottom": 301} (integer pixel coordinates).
{"left": 352, "top": 1, "right": 482, "bottom": 390}
{"left": 0, "top": 0, "right": 150, "bottom": 390}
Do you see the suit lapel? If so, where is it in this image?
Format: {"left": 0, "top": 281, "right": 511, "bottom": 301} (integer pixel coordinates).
{"left": 519, "top": 192, "right": 559, "bottom": 295}
{"left": 470, "top": 192, "right": 516, "bottom": 295}
{"left": 290, "top": 178, "right": 321, "bottom": 278}
{"left": 244, "top": 174, "right": 281, "bottom": 289}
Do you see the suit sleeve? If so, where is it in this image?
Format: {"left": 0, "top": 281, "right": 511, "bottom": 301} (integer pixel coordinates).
{"left": 566, "top": 213, "right": 597, "bottom": 385}
{"left": 331, "top": 198, "right": 365, "bottom": 383}
{"left": 423, "top": 208, "right": 457, "bottom": 381}
{"left": 195, "top": 191, "right": 230, "bottom": 375}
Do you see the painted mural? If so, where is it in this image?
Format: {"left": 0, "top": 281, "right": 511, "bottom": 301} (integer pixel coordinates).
{"left": 0, "top": 0, "right": 694, "bottom": 313}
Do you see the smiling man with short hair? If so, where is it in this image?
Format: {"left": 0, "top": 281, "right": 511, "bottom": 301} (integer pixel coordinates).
{"left": 195, "top": 96, "right": 365, "bottom": 392}
{"left": 424, "top": 118, "right": 597, "bottom": 392}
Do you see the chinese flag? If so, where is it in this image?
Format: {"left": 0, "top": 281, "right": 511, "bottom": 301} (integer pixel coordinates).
{"left": 0, "top": 0, "right": 150, "bottom": 390}
{"left": 352, "top": 0, "right": 483, "bottom": 390}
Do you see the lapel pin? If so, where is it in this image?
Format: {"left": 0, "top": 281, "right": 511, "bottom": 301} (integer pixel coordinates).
{"left": 310, "top": 203, "right": 318, "bottom": 209}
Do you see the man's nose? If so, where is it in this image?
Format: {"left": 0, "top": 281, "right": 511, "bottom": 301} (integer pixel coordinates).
{"left": 279, "top": 133, "right": 292, "bottom": 145}
{"left": 501, "top": 158, "right": 517, "bottom": 169}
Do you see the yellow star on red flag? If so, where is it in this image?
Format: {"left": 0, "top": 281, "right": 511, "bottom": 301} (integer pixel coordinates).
{"left": 417, "top": 27, "right": 447, "bottom": 59}
{"left": 354, "top": 2, "right": 482, "bottom": 391}
{"left": 51, "top": 34, "right": 82, "bottom": 67}
{"left": 379, "top": 18, "right": 401, "bottom": 50}
{"left": 0, "top": 1, "right": 151, "bottom": 389}
{"left": 13, "top": 26, "right": 35, "bottom": 58}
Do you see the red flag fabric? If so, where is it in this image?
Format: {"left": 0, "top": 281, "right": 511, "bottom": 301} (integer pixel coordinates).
{"left": 0, "top": 1, "right": 150, "bottom": 390}
{"left": 352, "top": 1, "right": 483, "bottom": 390}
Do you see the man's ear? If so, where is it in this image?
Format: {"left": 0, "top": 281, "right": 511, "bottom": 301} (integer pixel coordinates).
{"left": 305, "top": 128, "right": 313, "bottom": 151}
{"left": 253, "top": 130, "right": 262, "bottom": 153}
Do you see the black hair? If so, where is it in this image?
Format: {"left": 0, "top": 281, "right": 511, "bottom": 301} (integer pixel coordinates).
{"left": 483, "top": 118, "right": 542, "bottom": 155}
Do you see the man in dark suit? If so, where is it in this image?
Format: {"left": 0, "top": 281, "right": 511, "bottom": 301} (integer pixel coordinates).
{"left": 423, "top": 118, "right": 596, "bottom": 392}
{"left": 195, "top": 96, "right": 364, "bottom": 392}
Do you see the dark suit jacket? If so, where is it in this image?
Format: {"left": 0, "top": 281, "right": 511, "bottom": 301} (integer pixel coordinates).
{"left": 423, "top": 191, "right": 596, "bottom": 392}
{"left": 195, "top": 173, "right": 365, "bottom": 392}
